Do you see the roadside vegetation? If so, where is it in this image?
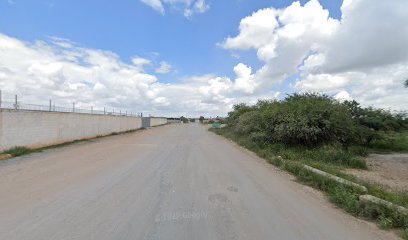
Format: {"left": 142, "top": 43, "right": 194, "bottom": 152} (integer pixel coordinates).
{"left": 211, "top": 93, "right": 408, "bottom": 238}
{"left": 2, "top": 146, "right": 32, "bottom": 157}
{"left": 180, "top": 116, "right": 189, "bottom": 123}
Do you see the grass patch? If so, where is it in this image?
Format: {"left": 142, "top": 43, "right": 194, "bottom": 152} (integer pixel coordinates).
{"left": 364, "top": 183, "right": 408, "bottom": 209}
{"left": 211, "top": 127, "right": 408, "bottom": 238}
{"left": 369, "top": 131, "right": 408, "bottom": 152}
{"left": 3, "top": 146, "right": 33, "bottom": 157}
{"left": 403, "top": 228, "right": 408, "bottom": 240}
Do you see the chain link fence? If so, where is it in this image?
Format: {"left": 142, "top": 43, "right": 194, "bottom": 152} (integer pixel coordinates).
{"left": 0, "top": 90, "right": 141, "bottom": 117}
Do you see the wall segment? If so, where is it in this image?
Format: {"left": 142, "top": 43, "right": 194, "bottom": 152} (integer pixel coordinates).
{"left": 0, "top": 109, "right": 145, "bottom": 151}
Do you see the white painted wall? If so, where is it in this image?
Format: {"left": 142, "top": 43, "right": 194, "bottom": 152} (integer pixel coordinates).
{"left": 0, "top": 109, "right": 142, "bottom": 151}
{"left": 150, "top": 117, "right": 168, "bottom": 127}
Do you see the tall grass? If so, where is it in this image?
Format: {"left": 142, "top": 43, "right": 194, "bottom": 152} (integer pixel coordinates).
{"left": 369, "top": 131, "right": 408, "bottom": 152}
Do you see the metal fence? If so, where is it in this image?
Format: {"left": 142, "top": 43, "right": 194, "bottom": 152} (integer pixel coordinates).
{"left": 0, "top": 90, "right": 141, "bottom": 117}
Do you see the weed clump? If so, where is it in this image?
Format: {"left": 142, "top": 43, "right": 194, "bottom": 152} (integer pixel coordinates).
{"left": 3, "top": 146, "right": 32, "bottom": 157}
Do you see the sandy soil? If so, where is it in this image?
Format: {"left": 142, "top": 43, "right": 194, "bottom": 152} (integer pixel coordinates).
{"left": 346, "top": 153, "right": 408, "bottom": 193}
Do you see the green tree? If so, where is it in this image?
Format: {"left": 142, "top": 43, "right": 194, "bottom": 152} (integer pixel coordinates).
{"left": 180, "top": 116, "right": 189, "bottom": 123}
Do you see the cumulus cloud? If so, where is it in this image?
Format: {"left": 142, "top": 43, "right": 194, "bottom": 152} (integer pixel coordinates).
{"left": 334, "top": 90, "right": 352, "bottom": 102}
{"left": 0, "top": 33, "right": 258, "bottom": 117}
{"left": 0, "top": 34, "right": 160, "bottom": 111}
{"left": 140, "top": 0, "right": 210, "bottom": 18}
{"left": 221, "top": 0, "right": 408, "bottom": 110}
{"left": 222, "top": 8, "right": 279, "bottom": 50}
{"left": 233, "top": 63, "right": 256, "bottom": 94}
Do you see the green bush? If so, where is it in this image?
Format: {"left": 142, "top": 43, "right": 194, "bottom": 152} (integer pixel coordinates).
{"left": 344, "top": 100, "right": 408, "bottom": 132}
{"left": 226, "top": 93, "right": 407, "bottom": 149}
{"left": 266, "top": 93, "right": 362, "bottom": 146}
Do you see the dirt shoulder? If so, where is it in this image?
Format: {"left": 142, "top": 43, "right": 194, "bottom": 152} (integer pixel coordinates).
{"left": 346, "top": 153, "right": 408, "bottom": 193}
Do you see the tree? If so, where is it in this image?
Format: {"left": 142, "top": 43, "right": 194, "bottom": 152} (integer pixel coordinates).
{"left": 199, "top": 116, "right": 205, "bottom": 123}
{"left": 180, "top": 116, "right": 189, "bottom": 123}
{"left": 405, "top": 79, "right": 408, "bottom": 88}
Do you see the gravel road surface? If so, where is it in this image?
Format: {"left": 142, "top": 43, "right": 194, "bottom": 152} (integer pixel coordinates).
{"left": 0, "top": 124, "right": 398, "bottom": 240}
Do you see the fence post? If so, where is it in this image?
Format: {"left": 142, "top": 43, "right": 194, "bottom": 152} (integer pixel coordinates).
{"left": 120, "top": 110, "right": 121, "bottom": 115}
{"left": 49, "top": 99, "right": 52, "bottom": 111}
{"left": 15, "top": 94, "right": 18, "bottom": 109}
{"left": 104, "top": 107, "right": 106, "bottom": 115}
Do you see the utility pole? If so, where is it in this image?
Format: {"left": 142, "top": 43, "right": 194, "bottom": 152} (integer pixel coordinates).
{"left": 15, "top": 94, "right": 18, "bottom": 109}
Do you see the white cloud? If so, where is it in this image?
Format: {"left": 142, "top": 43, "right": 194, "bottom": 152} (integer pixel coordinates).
{"left": 320, "top": 0, "right": 408, "bottom": 73}
{"left": 220, "top": 0, "right": 408, "bottom": 110}
{"left": 0, "top": 33, "right": 249, "bottom": 117}
{"left": 140, "top": 0, "right": 165, "bottom": 14}
{"left": 140, "top": 0, "right": 209, "bottom": 18}
{"left": 222, "top": 8, "right": 279, "bottom": 50}
{"left": 132, "top": 56, "right": 151, "bottom": 71}
{"left": 233, "top": 63, "right": 256, "bottom": 94}
{"left": 198, "top": 76, "right": 232, "bottom": 104}
{"left": 334, "top": 90, "right": 352, "bottom": 102}
{"left": 184, "top": 0, "right": 209, "bottom": 18}
{"left": 155, "top": 61, "right": 172, "bottom": 74}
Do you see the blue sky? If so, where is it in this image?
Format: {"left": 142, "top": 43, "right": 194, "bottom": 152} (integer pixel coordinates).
{"left": 0, "top": 0, "right": 407, "bottom": 116}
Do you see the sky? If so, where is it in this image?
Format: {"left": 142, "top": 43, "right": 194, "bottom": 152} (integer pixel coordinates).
{"left": 0, "top": 0, "right": 407, "bottom": 117}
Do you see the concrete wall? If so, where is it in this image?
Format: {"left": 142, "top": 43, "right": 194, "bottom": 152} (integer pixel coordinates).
{"left": 149, "top": 117, "right": 168, "bottom": 127}
{"left": 0, "top": 109, "right": 142, "bottom": 151}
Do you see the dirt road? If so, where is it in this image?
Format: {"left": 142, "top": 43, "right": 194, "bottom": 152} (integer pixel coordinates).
{"left": 0, "top": 124, "right": 398, "bottom": 240}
